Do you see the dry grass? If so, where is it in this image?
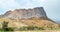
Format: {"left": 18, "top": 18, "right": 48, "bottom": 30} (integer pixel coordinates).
{"left": 0, "top": 18, "right": 59, "bottom": 28}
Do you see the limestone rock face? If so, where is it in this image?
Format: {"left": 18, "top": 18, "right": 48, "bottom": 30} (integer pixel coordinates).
{"left": 1, "top": 7, "right": 47, "bottom": 19}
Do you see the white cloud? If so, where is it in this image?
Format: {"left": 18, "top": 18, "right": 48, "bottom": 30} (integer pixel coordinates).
{"left": 0, "top": 0, "right": 21, "bottom": 11}
{"left": 0, "top": 0, "right": 47, "bottom": 10}
{"left": 15, "top": 0, "right": 47, "bottom": 8}
{"left": 0, "top": 0, "right": 47, "bottom": 14}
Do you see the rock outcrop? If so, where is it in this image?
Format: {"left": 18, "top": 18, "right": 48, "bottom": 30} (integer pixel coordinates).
{"left": 1, "top": 7, "right": 47, "bottom": 19}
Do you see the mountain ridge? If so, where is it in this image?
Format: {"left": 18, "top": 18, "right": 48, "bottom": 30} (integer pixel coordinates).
{"left": 0, "top": 7, "right": 47, "bottom": 19}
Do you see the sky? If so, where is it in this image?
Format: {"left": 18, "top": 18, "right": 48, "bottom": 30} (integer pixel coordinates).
{"left": 0, "top": 0, "right": 60, "bottom": 22}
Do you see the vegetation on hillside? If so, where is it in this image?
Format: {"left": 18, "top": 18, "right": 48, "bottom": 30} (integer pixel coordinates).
{"left": 0, "top": 21, "right": 14, "bottom": 31}
{"left": 19, "top": 26, "right": 45, "bottom": 31}
{"left": 0, "top": 18, "right": 60, "bottom": 31}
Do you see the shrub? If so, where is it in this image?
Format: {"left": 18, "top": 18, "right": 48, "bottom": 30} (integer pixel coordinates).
{"left": 2, "top": 21, "right": 8, "bottom": 31}
{"left": 19, "top": 26, "right": 45, "bottom": 31}
{"left": 2, "top": 21, "right": 14, "bottom": 31}
{"left": 7, "top": 27, "right": 14, "bottom": 31}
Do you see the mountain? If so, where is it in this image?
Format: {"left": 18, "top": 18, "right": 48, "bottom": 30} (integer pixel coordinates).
{"left": 0, "top": 7, "right": 59, "bottom": 29}
{"left": 0, "top": 7, "right": 47, "bottom": 19}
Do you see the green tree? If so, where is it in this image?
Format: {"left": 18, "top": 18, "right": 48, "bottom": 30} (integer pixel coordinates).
{"left": 2, "top": 21, "right": 8, "bottom": 31}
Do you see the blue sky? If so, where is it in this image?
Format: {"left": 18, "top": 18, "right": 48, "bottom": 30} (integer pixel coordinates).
{"left": 0, "top": 0, "right": 60, "bottom": 22}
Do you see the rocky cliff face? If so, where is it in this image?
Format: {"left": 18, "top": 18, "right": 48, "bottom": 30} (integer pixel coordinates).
{"left": 1, "top": 7, "right": 47, "bottom": 19}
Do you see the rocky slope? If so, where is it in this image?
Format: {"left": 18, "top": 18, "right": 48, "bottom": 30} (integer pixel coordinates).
{"left": 0, "top": 7, "right": 59, "bottom": 28}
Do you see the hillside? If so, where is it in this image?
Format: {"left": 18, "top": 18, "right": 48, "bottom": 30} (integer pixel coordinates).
{"left": 0, "top": 7, "right": 59, "bottom": 29}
